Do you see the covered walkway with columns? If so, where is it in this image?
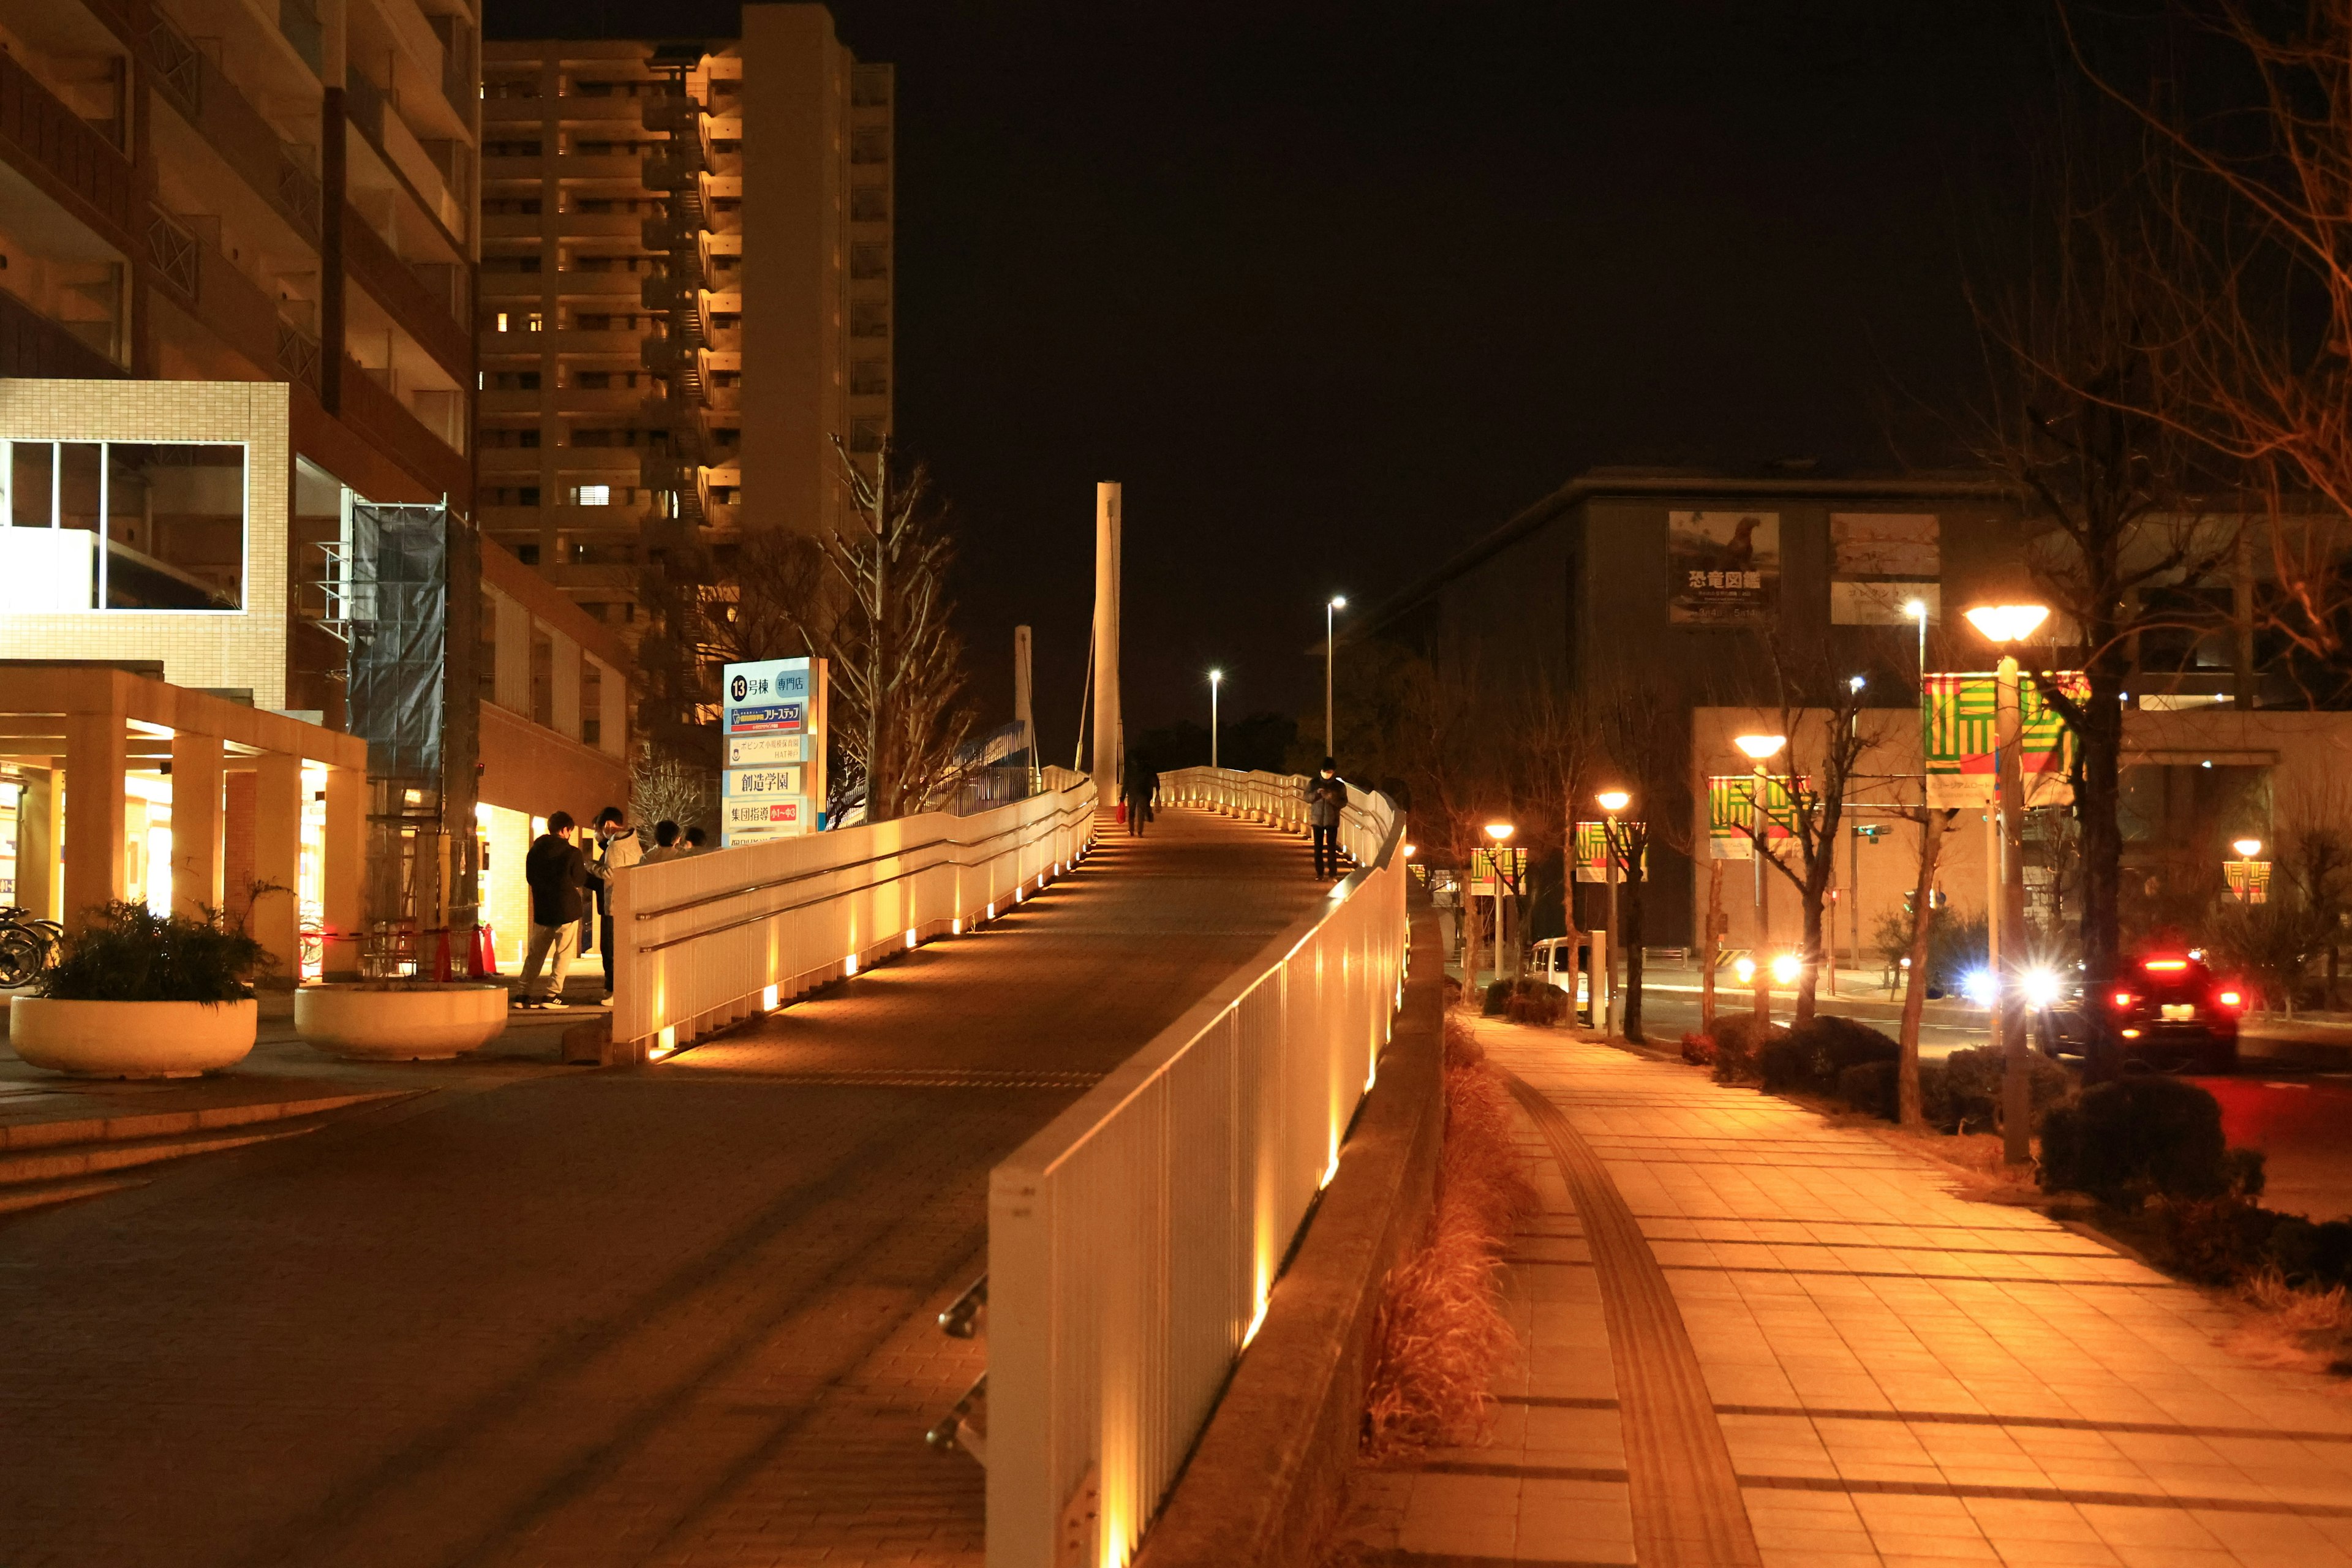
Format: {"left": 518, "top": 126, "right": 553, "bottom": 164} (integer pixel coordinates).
{"left": 0, "top": 664, "right": 368, "bottom": 981}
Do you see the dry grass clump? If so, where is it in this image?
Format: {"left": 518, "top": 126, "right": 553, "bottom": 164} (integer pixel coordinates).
{"left": 1869, "top": 1123, "right": 2044, "bottom": 1203}
{"left": 1359, "top": 1015, "right": 1541, "bottom": 1459}
{"left": 2222, "top": 1269, "right": 2352, "bottom": 1377}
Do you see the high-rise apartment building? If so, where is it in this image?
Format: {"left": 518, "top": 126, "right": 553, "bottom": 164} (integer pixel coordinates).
{"left": 478, "top": 6, "right": 894, "bottom": 635}
{"left": 0, "top": 0, "right": 478, "bottom": 537}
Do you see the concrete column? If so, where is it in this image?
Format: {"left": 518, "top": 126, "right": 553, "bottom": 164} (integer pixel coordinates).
{"left": 1013, "top": 624, "right": 1034, "bottom": 781}
{"left": 251, "top": 752, "right": 304, "bottom": 982}
{"left": 322, "top": 764, "right": 365, "bottom": 979}
{"left": 17, "top": 766, "right": 58, "bottom": 922}
{"left": 1091, "top": 482, "right": 1121, "bottom": 802}
{"left": 168, "top": 729, "right": 224, "bottom": 921}
{"left": 62, "top": 714, "right": 127, "bottom": 930}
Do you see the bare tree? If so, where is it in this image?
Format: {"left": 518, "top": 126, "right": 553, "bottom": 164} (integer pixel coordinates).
{"left": 1596, "top": 675, "right": 1698, "bottom": 1043}
{"left": 1964, "top": 125, "right": 2236, "bottom": 1080}
{"left": 1894, "top": 806, "right": 1961, "bottom": 1127}
{"left": 1515, "top": 678, "right": 1603, "bottom": 1016}
{"left": 628, "top": 742, "right": 717, "bottom": 839}
{"left": 1386, "top": 642, "right": 1504, "bottom": 1006}
{"left": 824, "top": 437, "right": 978, "bottom": 821}
{"left": 1733, "top": 643, "right": 1882, "bottom": 1023}
{"left": 2277, "top": 779, "right": 2352, "bottom": 1007}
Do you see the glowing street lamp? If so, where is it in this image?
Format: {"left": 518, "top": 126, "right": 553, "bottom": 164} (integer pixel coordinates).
{"left": 1733, "top": 735, "right": 1785, "bottom": 1024}
{"left": 1208, "top": 669, "right": 1223, "bottom": 771}
{"left": 2233, "top": 837, "right": 2264, "bottom": 905}
{"left": 1324, "top": 596, "right": 1348, "bottom": 757}
{"left": 1966, "top": 599, "right": 2050, "bottom": 1166}
{"left": 1482, "top": 820, "right": 1515, "bottom": 987}
{"left": 1596, "top": 790, "right": 1630, "bottom": 1035}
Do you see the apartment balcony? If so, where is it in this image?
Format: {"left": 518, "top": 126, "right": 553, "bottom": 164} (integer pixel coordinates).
{"left": 546, "top": 328, "right": 643, "bottom": 353}
{"left": 551, "top": 212, "right": 641, "bottom": 239}
{"left": 483, "top": 213, "right": 554, "bottom": 240}
{"left": 477, "top": 446, "right": 549, "bottom": 475}
{"left": 478, "top": 388, "right": 551, "bottom": 416}
{"left": 0, "top": 284, "right": 125, "bottom": 379}
{"left": 564, "top": 98, "right": 649, "bottom": 124}
{"left": 704, "top": 324, "right": 742, "bottom": 352}
{"left": 145, "top": 23, "right": 325, "bottom": 244}
{"left": 558, "top": 272, "right": 649, "bottom": 301}
{"left": 0, "top": 48, "right": 135, "bottom": 248}
{"left": 343, "top": 205, "right": 468, "bottom": 378}
{"left": 557, "top": 387, "right": 654, "bottom": 413}
{"left": 341, "top": 355, "right": 469, "bottom": 497}
{"left": 551, "top": 153, "right": 646, "bottom": 182}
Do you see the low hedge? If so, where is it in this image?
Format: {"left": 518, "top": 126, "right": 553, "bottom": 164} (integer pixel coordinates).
{"left": 2039, "top": 1076, "right": 2258, "bottom": 1212}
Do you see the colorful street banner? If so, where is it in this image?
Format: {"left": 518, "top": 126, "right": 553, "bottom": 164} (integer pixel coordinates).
{"left": 1468, "top": 845, "right": 1526, "bottom": 895}
{"left": 1708, "top": 774, "right": 1801, "bottom": 861}
{"left": 1923, "top": 671, "right": 2085, "bottom": 809}
{"left": 2225, "top": 859, "right": 2272, "bottom": 905}
{"left": 1574, "top": 820, "right": 1648, "bottom": 883}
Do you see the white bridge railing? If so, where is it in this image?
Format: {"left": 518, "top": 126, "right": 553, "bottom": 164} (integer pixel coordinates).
{"left": 987, "top": 766, "right": 1409, "bottom": 1568}
{"left": 610, "top": 769, "right": 1099, "bottom": 1057}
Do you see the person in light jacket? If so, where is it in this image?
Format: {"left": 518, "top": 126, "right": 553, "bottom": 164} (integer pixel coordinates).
{"left": 589, "top": 805, "right": 641, "bottom": 1006}
{"left": 1305, "top": 758, "right": 1348, "bottom": 878}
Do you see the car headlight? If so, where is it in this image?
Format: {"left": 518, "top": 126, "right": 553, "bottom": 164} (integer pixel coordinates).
{"left": 1770, "top": 952, "right": 1801, "bottom": 984}
{"left": 1733, "top": 956, "right": 1756, "bottom": 984}
{"left": 2021, "top": 967, "right": 2062, "bottom": 1008}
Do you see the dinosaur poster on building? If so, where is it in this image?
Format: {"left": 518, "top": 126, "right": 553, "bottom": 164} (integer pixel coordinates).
{"left": 1668, "top": 511, "right": 1779, "bottom": 624}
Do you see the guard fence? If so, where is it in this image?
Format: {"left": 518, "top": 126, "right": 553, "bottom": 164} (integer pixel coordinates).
{"left": 987, "top": 765, "right": 1409, "bottom": 1567}
{"left": 608, "top": 767, "right": 1099, "bottom": 1058}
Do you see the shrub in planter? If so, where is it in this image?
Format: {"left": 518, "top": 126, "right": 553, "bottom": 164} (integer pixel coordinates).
{"left": 2160, "top": 1196, "right": 2284, "bottom": 1283}
{"left": 36, "top": 902, "right": 272, "bottom": 1001}
{"left": 1482, "top": 979, "right": 1512, "bottom": 1017}
{"left": 1836, "top": 1060, "right": 1899, "bottom": 1120}
{"left": 1506, "top": 981, "right": 1568, "bottom": 1027}
{"left": 2261, "top": 1213, "right": 2352, "bottom": 1289}
{"left": 1709, "top": 1012, "right": 1783, "bottom": 1085}
{"left": 1924, "top": 1047, "right": 2073, "bottom": 1134}
{"left": 1760, "top": 1015, "right": 1899, "bottom": 1095}
{"left": 2038, "top": 1076, "right": 2256, "bottom": 1210}
{"left": 15, "top": 902, "right": 275, "bottom": 1079}
{"left": 1679, "top": 1032, "right": 1717, "bottom": 1067}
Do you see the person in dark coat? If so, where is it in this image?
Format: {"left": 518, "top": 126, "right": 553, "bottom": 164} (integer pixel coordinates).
{"left": 518, "top": 811, "right": 591, "bottom": 1008}
{"left": 1121, "top": 757, "right": 1159, "bottom": 836}
{"left": 1305, "top": 758, "right": 1348, "bottom": 878}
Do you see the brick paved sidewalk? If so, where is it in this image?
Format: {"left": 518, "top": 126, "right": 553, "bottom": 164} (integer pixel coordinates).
{"left": 0, "top": 805, "right": 1326, "bottom": 1568}
{"left": 1340, "top": 1020, "right": 2352, "bottom": 1568}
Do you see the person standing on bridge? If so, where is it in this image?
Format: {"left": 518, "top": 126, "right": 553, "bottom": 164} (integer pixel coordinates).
{"left": 1121, "top": 756, "right": 1159, "bottom": 836}
{"left": 589, "top": 806, "right": 641, "bottom": 1007}
{"left": 1306, "top": 758, "right": 1348, "bottom": 878}
{"left": 516, "top": 811, "right": 591, "bottom": 1009}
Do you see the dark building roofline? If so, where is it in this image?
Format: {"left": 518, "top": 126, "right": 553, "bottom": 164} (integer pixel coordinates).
{"left": 1351, "top": 466, "right": 2019, "bottom": 644}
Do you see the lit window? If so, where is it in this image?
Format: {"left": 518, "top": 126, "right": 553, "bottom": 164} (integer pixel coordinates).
{"left": 573, "top": 484, "right": 610, "bottom": 507}
{"left": 527, "top": 312, "right": 543, "bottom": 332}
{"left": 494, "top": 313, "right": 508, "bottom": 332}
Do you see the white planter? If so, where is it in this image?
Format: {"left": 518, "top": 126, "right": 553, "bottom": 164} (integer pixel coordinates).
{"left": 295, "top": 983, "right": 508, "bottom": 1061}
{"left": 9, "top": 997, "right": 257, "bottom": 1079}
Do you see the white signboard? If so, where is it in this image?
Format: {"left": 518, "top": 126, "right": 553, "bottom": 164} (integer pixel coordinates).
{"left": 726, "top": 732, "right": 807, "bottom": 767}
{"left": 720, "top": 657, "right": 827, "bottom": 846}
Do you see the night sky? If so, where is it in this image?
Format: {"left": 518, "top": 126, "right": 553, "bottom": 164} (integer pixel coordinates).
{"left": 488, "top": 0, "right": 2061, "bottom": 759}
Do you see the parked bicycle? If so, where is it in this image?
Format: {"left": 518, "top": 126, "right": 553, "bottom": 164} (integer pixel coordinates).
{"left": 0, "top": 906, "right": 65, "bottom": 989}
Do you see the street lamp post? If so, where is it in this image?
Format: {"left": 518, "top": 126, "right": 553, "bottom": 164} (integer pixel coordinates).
{"left": 1964, "top": 601, "right": 2050, "bottom": 1167}
{"left": 1735, "top": 734, "right": 1787, "bottom": 1027}
{"left": 2233, "top": 837, "right": 2263, "bottom": 904}
{"left": 1485, "top": 820, "right": 1515, "bottom": 987}
{"left": 1597, "top": 790, "right": 1630, "bottom": 1035}
{"left": 1324, "top": 596, "right": 1348, "bottom": 758}
{"left": 1209, "top": 669, "right": 1223, "bottom": 772}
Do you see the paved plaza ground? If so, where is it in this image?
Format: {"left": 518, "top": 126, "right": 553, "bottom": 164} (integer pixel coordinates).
{"left": 1341, "top": 1019, "right": 2352, "bottom": 1568}
{"left": 0, "top": 806, "right": 1325, "bottom": 1568}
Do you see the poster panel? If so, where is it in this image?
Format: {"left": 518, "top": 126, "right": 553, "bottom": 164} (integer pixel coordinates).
{"left": 1573, "top": 821, "right": 1648, "bottom": 883}
{"left": 1921, "top": 671, "right": 2084, "bottom": 809}
{"left": 1669, "top": 511, "right": 1779, "bottom": 624}
{"left": 1708, "top": 774, "right": 1801, "bottom": 860}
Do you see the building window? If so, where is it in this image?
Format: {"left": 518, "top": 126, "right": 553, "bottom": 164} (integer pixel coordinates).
{"left": 529, "top": 625, "right": 554, "bottom": 728}
{"left": 527, "top": 312, "right": 543, "bottom": 332}
{"left": 478, "top": 589, "right": 498, "bottom": 699}
{"left": 495, "top": 312, "right": 509, "bottom": 332}
{"left": 851, "top": 361, "right": 888, "bottom": 396}
{"left": 0, "top": 439, "right": 246, "bottom": 612}
{"left": 581, "top": 656, "right": 602, "bottom": 747}
{"left": 851, "top": 243, "right": 889, "bottom": 280}
{"left": 851, "top": 127, "right": 890, "bottom": 164}
{"left": 850, "top": 302, "right": 889, "bottom": 338}
{"left": 851, "top": 186, "right": 889, "bottom": 222}
{"left": 517, "top": 543, "right": 540, "bottom": 565}
{"left": 484, "top": 198, "right": 543, "bottom": 215}
{"left": 850, "top": 420, "right": 886, "bottom": 454}
{"left": 573, "top": 484, "right": 611, "bottom": 507}
{"left": 483, "top": 140, "right": 544, "bottom": 157}
{"left": 575, "top": 371, "right": 611, "bottom": 389}
{"left": 483, "top": 255, "right": 542, "bottom": 274}
{"left": 852, "top": 67, "right": 891, "bottom": 107}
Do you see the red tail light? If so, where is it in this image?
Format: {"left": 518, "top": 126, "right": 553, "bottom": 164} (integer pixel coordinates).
{"left": 2217, "top": 989, "right": 2243, "bottom": 1009}
{"left": 2111, "top": 990, "right": 2136, "bottom": 1009}
{"left": 2144, "top": 957, "right": 2189, "bottom": 972}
